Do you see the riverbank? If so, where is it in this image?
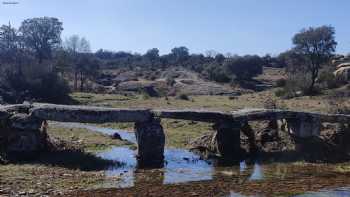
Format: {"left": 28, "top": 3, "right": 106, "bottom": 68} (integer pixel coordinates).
{"left": 0, "top": 124, "right": 128, "bottom": 196}
{"left": 1, "top": 89, "right": 350, "bottom": 196}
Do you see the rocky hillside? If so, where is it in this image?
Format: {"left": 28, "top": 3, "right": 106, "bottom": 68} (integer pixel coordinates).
{"left": 333, "top": 55, "right": 350, "bottom": 82}
{"left": 93, "top": 67, "right": 245, "bottom": 96}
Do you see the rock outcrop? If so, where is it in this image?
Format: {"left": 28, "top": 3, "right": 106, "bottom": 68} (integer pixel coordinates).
{"left": 334, "top": 65, "right": 350, "bottom": 82}
{"left": 190, "top": 121, "right": 243, "bottom": 161}
{"left": 0, "top": 108, "right": 48, "bottom": 161}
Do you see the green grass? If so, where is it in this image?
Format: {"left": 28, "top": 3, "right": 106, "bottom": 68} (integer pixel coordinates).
{"left": 91, "top": 120, "right": 212, "bottom": 148}
{"left": 70, "top": 91, "right": 349, "bottom": 149}
{"left": 72, "top": 92, "right": 241, "bottom": 111}
{"left": 48, "top": 124, "right": 135, "bottom": 152}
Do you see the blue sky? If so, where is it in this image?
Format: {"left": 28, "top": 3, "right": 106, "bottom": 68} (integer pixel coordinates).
{"left": 1, "top": 0, "right": 349, "bottom": 55}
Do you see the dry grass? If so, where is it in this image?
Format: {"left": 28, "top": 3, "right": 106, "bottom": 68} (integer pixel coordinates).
{"left": 0, "top": 164, "right": 109, "bottom": 196}
{"left": 0, "top": 125, "right": 126, "bottom": 196}
{"left": 2, "top": 84, "right": 350, "bottom": 196}
{"left": 72, "top": 88, "right": 349, "bottom": 113}
{"left": 70, "top": 89, "right": 350, "bottom": 149}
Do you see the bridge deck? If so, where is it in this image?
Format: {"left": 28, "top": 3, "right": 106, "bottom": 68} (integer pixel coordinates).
{"left": 1, "top": 103, "right": 350, "bottom": 124}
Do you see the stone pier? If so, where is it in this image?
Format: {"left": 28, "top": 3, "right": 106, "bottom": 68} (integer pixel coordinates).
{"left": 213, "top": 121, "right": 242, "bottom": 159}
{"left": 0, "top": 111, "right": 48, "bottom": 161}
{"left": 285, "top": 115, "right": 321, "bottom": 138}
{"left": 134, "top": 118, "right": 165, "bottom": 168}
{"left": 241, "top": 122, "right": 258, "bottom": 154}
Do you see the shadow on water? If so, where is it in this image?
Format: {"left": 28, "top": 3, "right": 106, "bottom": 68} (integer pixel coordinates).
{"left": 8, "top": 147, "right": 119, "bottom": 171}
{"left": 34, "top": 150, "right": 119, "bottom": 171}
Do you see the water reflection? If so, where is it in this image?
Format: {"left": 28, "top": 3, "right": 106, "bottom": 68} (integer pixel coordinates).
{"left": 98, "top": 147, "right": 214, "bottom": 187}
{"left": 98, "top": 147, "right": 136, "bottom": 188}
{"left": 249, "top": 163, "right": 263, "bottom": 180}
{"left": 240, "top": 161, "right": 247, "bottom": 172}
{"left": 51, "top": 122, "right": 350, "bottom": 196}
{"left": 295, "top": 187, "right": 350, "bottom": 197}
{"left": 227, "top": 192, "right": 261, "bottom": 197}
{"left": 52, "top": 122, "right": 265, "bottom": 187}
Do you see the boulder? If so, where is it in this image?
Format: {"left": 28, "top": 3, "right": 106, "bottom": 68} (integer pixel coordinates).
{"left": 285, "top": 115, "right": 321, "bottom": 138}
{"left": 9, "top": 113, "right": 42, "bottom": 131}
{"left": 189, "top": 131, "right": 218, "bottom": 158}
{"left": 6, "top": 130, "right": 46, "bottom": 153}
{"left": 336, "top": 62, "right": 350, "bottom": 69}
{"left": 190, "top": 121, "right": 243, "bottom": 160}
{"left": 334, "top": 66, "right": 350, "bottom": 82}
{"left": 0, "top": 109, "right": 10, "bottom": 121}
{"left": 0, "top": 113, "right": 48, "bottom": 160}
{"left": 111, "top": 132, "right": 123, "bottom": 140}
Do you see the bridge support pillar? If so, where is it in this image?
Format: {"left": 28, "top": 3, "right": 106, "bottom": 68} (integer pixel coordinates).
{"left": 134, "top": 118, "right": 165, "bottom": 168}
{"left": 213, "top": 121, "right": 242, "bottom": 159}
{"left": 285, "top": 116, "right": 320, "bottom": 138}
{"left": 241, "top": 122, "right": 258, "bottom": 154}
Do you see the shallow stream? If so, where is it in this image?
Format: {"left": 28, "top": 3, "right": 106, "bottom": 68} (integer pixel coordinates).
{"left": 54, "top": 122, "right": 350, "bottom": 196}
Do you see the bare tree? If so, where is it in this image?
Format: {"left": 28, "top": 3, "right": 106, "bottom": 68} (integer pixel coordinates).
{"left": 64, "top": 35, "right": 91, "bottom": 90}
{"left": 64, "top": 35, "right": 91, "bottom": 54}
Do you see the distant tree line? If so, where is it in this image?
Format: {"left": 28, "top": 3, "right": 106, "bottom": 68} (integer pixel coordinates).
{"left": 94, "top": 47, "right": 273, "bottom": 83}
{"left": 0, "top": 16, "right": 340, "bottom": 103}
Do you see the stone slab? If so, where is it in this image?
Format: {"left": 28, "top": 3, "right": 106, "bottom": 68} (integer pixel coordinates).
{"left": 30, "top": 103, "right": 152, "bottom": 123}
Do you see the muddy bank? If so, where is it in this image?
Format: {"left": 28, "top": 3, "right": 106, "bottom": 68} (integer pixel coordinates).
{"left": 64, "top": 163, "right": 350, "bottom": 197}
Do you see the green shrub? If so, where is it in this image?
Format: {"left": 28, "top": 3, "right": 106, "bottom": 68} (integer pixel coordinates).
{"left": 2, "top": 64, "right": 71, "bottom": 104}
{"left": 275, "top": 78, "right": 286, "bottom": 87}
{"left": 318, "top": 70, "right": 341, "bottom": 89}
{"left": 176, "top": 93, "right": 190, "bottom": 100}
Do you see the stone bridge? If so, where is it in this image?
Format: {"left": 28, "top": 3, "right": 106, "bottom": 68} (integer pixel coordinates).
{"left": 1, "top": 103, "right": 350, "bottom": 167}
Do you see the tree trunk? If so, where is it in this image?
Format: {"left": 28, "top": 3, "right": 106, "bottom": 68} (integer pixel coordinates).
{"left": 74, "top": 71, "right": 78, "bottom": 91}
{"left": 80, "top": 71, "right": 84, "bottom": 92}
{"left": 308, "top": 62, "right": 319, "bottom": 94}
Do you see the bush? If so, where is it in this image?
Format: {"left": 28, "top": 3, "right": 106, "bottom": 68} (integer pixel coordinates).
{"left": 224, "top": 55, "right": 263, "bottom": 80}
{"left": 2, "top": 64, "right": 71, "bottom": 104}
{"left": 203, "top": 63, "right": 231, "bottom": 83}
{"left": 318, "top": 70, "right": 341, "bottom": 89}
{"left": 176, "top": 93, "right": 190, "bottom": 100}
{"left": 274, "top": 86, "right": 300, "bottom": 99}
{"left": 275, "top": 78, "right": 286, "bottom": 87}
{"left": 30, "top": 72, "right": 71, "bottom": 103}
{"left": 327, "top": 100, "right": 350, "bottom": 114}
{"left": 274, "top": 88, "right": 286, "bottom": 97}
{"left": 263, "top": 97, "right": 278, "bottom": 109}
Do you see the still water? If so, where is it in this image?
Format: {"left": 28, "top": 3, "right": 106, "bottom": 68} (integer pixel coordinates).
{"left": 53, "top": 122, "right": 350, "bottom": 196}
